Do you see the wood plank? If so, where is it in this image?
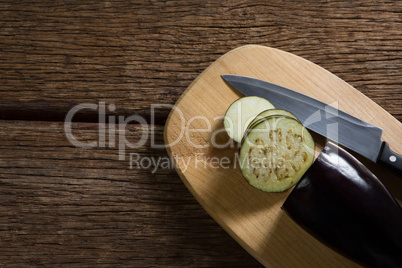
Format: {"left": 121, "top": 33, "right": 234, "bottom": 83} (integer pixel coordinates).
{"left": 0, "top": 0, "right": 401, "bottom": 122}
{"left": 0, "top": 120, "right": 261, "bottom": 266}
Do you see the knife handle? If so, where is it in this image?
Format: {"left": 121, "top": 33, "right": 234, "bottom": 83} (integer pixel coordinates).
{"left": 378, "top": 142, "right": 402, "bottom": 177}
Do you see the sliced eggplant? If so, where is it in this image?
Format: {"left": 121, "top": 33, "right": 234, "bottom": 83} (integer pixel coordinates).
{"left": 224, "top": 96, "right": 274, "bottom": 142}
{"left": 283, "top": 142, "right": 402, "bottom": 267}
{"left": 239, "top": 115, "right": 315, "bottom": 192}
{"left": 246, "top": 109, "right": 299, "bottom": 132}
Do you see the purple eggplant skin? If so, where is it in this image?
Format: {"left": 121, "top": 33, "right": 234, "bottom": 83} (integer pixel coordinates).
{"left": 282, "top": 142, "right": 402, "bottom": 267}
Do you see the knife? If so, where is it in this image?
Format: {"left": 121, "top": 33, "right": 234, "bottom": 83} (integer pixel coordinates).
{"left": 221, "top": 74, "right": 402, "bottom": 176}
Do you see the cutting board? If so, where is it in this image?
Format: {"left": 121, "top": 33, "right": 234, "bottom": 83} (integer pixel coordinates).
{"left": 164, "top": 45, "right": 402, "bottom": 267}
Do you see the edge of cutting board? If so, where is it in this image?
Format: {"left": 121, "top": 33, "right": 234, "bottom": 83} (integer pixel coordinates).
{"left": 164, "top": 45, "right": 402, "bottom": 267}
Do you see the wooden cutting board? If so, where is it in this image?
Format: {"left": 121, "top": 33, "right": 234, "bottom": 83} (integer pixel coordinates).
{"left": 164, "top": 45, "right": 402, "bottom": 267}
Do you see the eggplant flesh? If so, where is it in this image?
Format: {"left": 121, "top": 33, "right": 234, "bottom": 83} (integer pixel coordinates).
{"left": 239, "top": 115, "right": 315, "bottom": 192}
{"left": 223, "top": 96, "right": 274, "bottom": 143}
{"left": 283, "top": 142, "right": 402, "bottom": 267}
{"left": 246, "top": 109, "right": 299, "bottom": 133}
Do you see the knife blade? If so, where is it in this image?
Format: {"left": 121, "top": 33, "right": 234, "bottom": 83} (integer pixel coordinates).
{"left": 221, "top": 74, "right": 402, "bottom": 176}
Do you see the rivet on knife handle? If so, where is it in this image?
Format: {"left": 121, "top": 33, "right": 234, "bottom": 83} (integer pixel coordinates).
{"left": 378, "top": 142, "right": 402, "bottom": 175}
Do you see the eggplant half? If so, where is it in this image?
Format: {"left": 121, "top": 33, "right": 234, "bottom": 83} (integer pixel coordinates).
{"left": 283, "top": 142, "right": 402, "bottom": 267}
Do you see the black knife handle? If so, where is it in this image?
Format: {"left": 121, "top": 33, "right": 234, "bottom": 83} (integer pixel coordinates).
{"left": 378, "top": 142, "right": 402, "bottom": 177}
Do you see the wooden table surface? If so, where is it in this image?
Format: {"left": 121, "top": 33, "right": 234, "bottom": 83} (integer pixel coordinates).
{"left": 0, "top": 1, "right": 401, "bottom": 267}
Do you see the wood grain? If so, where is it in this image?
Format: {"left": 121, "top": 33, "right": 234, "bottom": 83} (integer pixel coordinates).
{"left": 0, "top": 0, "right": 400, "bottom": 123}
{"left": 164, "top": 45, "right": 402, "bottom": 267}
{"left": 0, "top": 0, "right": 401, "bottom": 266}
{"left": 0, "top": 120, "right": 262, "bottom": 267}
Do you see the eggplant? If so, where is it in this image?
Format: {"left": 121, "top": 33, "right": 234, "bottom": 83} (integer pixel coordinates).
{"left": 283, "top": 142, "right": 402, "bottom": 267}
{"left": 246, "top": 108, "right": 299, "bottom": 132}
{"left": 224, "top": 96, "right": 274, "bottom": 142}
{"left": 239, "top": 115, "right": 315, "bottom": 192}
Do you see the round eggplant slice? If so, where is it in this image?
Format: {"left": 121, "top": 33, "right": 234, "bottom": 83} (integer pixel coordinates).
{"left": 239, "top": 115, "right": 315, "bottom": 192}
{"left": 283, "top": 142, "right": 402, "bottom": 267}
{"left": 224, "top": 96, "right": 275, "bottom": 143}
{"left": 246, "top": 109, "right": 299, "bottom": 132}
